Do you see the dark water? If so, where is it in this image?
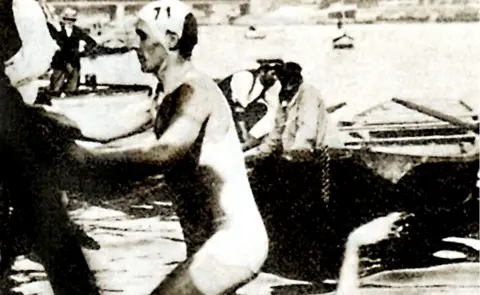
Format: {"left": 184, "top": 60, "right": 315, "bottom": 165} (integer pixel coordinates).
{"left": 82, "top": 152, "right": 479, "bottom": 292}
{"left": 247, "top": 154, "right": 479, "bottom": 286}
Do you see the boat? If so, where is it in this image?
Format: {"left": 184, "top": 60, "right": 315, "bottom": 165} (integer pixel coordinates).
{"left": 244, "top": 26, "right": 266, "bottom": 40}
{"left": 332, "top": 19, "right": 354, "bottom": 50}
{"left": 333, "top": 36, "right": 354, "bottom": 49}
{"left": 246, "top": 96, "right": 479, "bottom": 282}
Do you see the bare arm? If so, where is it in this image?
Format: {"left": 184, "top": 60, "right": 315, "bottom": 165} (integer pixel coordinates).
{"left": 336, "top": 212, "right": 409, "bottom": 295}
{"left": 46, "top": 22, "right": 62, "bottom": 41}
{"left": 77, "top": 27, "right": 97, "bottom": 51}
{"left": 248, "top": 81, "right": 281, "bottom": 141}
{"left": 74, "top": 84, "right": 210, "bottom": 168}
{"left": 43, "top": 99, "right": 155, "bottom": 143}
{"left": 244, "top": 108, "right": 283, "bottom": 158}
{"left": 241, "top": 136, "right": 263, "bottom": 151}
{"left": 337, "top": 240, "right": 361, "bottom": 295}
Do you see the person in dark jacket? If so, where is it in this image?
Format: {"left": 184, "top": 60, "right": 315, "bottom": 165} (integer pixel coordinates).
{"left": 46, "top": 7, "right": 97, "bottom": 95}
{"left": 0, "top": 1, "right": 101, "bottom": 294}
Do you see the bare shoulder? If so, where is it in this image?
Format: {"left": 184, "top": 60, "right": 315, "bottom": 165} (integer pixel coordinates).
{"left": 184, "top": 72, "right": 226, "bottom": 104}
{"left": 183, "top": 73, "right": 232, "bottom": 137}
{"left": 167, "top": 73, "right": 221, "bottom": 119}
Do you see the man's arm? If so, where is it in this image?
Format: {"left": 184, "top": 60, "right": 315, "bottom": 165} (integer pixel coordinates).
{"left": 247, "top": 80, "right": 281, "bottom": 142}
{"left": 46, "top": 22, "right": 62, "bottom": 42}
{"left": 74, "top": 84, "right": 210, "bottom": 167}
{"left": 244, "top": 107, "right": 283, "bottom": 159}
{"left": 336, "top": 212, "right": 410, "bottom": 295}
{"left": 230, "top": 71, "right": 255, "bottom": 141}
{"left": 241, "top": 136, "right": 263, "bottom": 152}
{"left": 76, "top": 27, "right": 97, "bottom": 52}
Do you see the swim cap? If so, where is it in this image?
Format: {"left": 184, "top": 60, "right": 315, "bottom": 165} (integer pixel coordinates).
{"left": 137, "top": 0, "right": 192, "bottom": 50}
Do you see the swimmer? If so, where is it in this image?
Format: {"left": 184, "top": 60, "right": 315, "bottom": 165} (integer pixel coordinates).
{"left": 72, "top": 0, "right": 269, "bottom": 294}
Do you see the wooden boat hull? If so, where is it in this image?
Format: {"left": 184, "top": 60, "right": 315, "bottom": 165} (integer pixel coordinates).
{"left": 248, "top": 148, "right": 479, "bottom": 282}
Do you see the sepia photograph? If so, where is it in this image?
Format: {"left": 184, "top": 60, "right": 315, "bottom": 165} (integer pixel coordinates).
{"left": 0, "top": 0, "right": 478, "bottom": 294}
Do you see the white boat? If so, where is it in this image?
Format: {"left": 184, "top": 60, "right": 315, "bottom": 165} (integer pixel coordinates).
{"left": 332, "top": 20, "right": 354, "bottom": 49}
{"left": 244, "top": 26, "right": 266, "bottom": 40}
{"left": 333, "top": 34, "right": 354, "bottom": 49}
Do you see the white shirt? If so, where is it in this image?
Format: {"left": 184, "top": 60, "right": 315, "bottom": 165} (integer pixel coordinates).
{"left": 65, "top": 25, "right": 73, "bottom": 37}
{"left": 229, "top": 71, "right": 280, "bottom": 140}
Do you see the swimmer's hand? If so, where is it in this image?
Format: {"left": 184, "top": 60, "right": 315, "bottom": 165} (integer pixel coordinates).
{"left": 347, "top": 212, "right": 413, "bottom": 247}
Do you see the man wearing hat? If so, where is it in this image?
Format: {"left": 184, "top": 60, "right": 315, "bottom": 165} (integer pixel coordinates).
{"left": 217, "top": 58, "right": 284, "bottom": 146}
{"left": 46, "top": 7, "right": 98, "bottom": 95}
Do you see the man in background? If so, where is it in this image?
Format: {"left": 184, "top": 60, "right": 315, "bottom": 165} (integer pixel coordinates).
{"left": 244, "top": 61, "right": 329, "bottom": 158}
{"left": 45, "top": 7, "right": 98, "bottom": 95}
{"left": 217, "top": 59, "right": 283, "bottom": 145}
{"left": 245, "top": 62, "right": 331, "bottom": 276}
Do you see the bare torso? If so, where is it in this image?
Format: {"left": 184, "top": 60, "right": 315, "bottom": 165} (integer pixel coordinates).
{"left": 100, "top": 71, "right": 267, "bottom": 266}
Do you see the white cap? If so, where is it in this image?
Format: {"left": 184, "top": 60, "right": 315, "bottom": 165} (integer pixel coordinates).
{"left": 137, "top": 0, "right": 192, "bottom": 48}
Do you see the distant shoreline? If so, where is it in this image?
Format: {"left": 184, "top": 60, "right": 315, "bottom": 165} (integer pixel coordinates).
{"left": 220, "top": 20, "right": 479, "bottom": 26}
{"left": 68, "top": 4, "right": 479, "bottom": 27}
{"left": 229, "top": 6, "right": 479, "bottom": 26}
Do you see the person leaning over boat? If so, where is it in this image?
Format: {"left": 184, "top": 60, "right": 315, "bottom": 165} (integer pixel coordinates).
{"left": 217, "top": 59, "right": 283, "bottom": 145}
{"left": 244, "top": 61, "right": 331, "bottom": 204}
{"left": 244, "top": 61, "right": 329, "bottom": 158}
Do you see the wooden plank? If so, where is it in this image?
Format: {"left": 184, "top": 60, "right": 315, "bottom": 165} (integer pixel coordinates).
{"left": 339, "top": 122, "right": 468, "bottom": 132}
{"left": 326, "top": 102, "right": 347, "bottom": 114}
{"left": 392, "top": 98, "right": 479, "bottom": 134}
{"left": 459, "top": 100, "right": 475, "bottom": 112}
{"left": 339, "top": 115, "right": 478, "bottom": 128}
{"left": 351, "top": 112, "right": 478, "bottom": 125}
{"left": 344, "top": 134, "right": 477, "bottom": 146}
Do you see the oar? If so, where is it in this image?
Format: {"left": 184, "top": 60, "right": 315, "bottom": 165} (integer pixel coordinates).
{"left": 392, "top": 98, "right": 479, "bottom": 134}
{"left": 327, "top": 102, "right": 347, "bottom": 114}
